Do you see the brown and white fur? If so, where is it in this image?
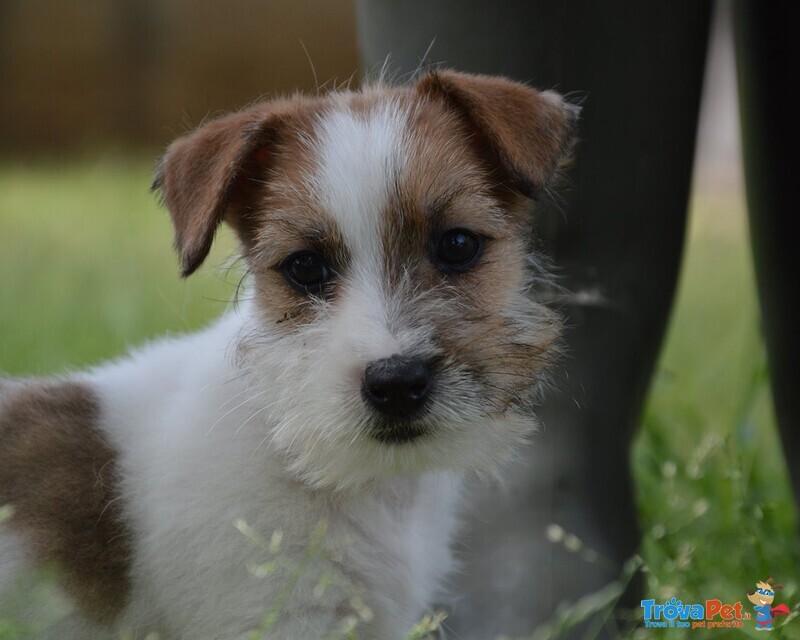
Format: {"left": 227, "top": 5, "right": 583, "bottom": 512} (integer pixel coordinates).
{"left": 0, "top": 70, "right": 578, "bottom": 639}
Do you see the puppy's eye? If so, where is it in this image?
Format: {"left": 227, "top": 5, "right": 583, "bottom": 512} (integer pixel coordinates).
{"left": 435, "top": 228, "right": 483, "bottom": 272}
{"left": 281, "top": 251, "right": 333, "bottom": 295}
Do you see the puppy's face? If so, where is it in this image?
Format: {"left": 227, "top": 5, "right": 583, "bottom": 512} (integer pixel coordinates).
{"left": 155, "top": 71, "right": 578, "bottom": 489}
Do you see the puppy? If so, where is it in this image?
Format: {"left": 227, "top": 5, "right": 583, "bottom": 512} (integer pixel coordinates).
{"left": 0, "top": 70, "right": 577, "bottom": 639}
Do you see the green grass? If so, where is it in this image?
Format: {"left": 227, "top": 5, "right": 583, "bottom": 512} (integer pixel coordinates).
{"left": 1, "top": 159, "right": 799, "bottom": 638}
{"left": 0, "top": 156, "right": 238, "bottom": 376}
{"left": 630, "top": 190, "right": 800, "bottom": 638}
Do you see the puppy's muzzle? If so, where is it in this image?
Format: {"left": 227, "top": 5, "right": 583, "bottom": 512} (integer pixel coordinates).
{"left": 362, "top": 355, "right": 431, "bottom": 420}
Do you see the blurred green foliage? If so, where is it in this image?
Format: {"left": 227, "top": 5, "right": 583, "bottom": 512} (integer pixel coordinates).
{"left": 0, "top": 157, "right": 238, "bottom": 375}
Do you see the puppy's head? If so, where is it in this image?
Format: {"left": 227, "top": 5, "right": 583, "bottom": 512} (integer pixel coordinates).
{"left": 154, "top": 70, "right": 579, "bottom": 489}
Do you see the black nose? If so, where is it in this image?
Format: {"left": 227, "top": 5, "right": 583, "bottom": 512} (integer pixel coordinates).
{"left": 362, "top": 356, "right": 432, "bottom": 418}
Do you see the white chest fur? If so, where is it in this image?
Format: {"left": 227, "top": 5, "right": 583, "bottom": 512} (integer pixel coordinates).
{"left": 89, "top": 309, "right": 460, "bottom": 639}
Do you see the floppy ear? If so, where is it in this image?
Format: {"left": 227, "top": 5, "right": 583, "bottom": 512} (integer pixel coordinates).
{"left": 152, "top": 105, "right": 286, "bottom": 277}
{"left": 417, "top": 70, "right": 580, "bottom": 199}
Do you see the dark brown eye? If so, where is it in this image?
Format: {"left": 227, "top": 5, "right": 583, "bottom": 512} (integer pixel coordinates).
{"left": 281, "top": 251, "right": 333, "bottom": 295}
{"left": 435, "top": 228, "right": 483, "bottom": 272}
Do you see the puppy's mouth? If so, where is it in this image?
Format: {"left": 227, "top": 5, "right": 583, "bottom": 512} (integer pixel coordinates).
{"left": 369, "top": 416, "right": 431, "bottom": 444}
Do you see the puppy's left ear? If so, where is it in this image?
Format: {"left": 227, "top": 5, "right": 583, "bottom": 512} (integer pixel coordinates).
{"left": 418, "top": 70, "right": 580, "bottom": 199}
{"left": 152, "top": 106, "right": 286, "bottom": 277}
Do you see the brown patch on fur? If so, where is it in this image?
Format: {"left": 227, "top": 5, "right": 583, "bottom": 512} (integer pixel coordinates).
{"left": 154, "top": 91, "right": 350, "bottom": 328}
{"left": 0, "top": 381, "right": 131, "bottom": 623}
{"left": 248, "top": 207, "right": 351, "bottom": 328}
{"left": 439, "top": 298, "right": 561, "bottom": 414}
{"left": 245, "top": 103, "right": 352, "bottom": 328}
{"left": 153, "top": 94, "right": 322, "bottom": 277}
{"left": 372, "top": 86, "right": 565, "bottom": 413}
{"left": 417, "top": 70, "right": 579, "bottom": 199}
{"left": 383, "top": 91, "right": 531, "bottom": 283}
{"left": 154, "top": 70, "right": 575, "bottom": 359}
{"left": 154, "top": 71, "right": 577, "bottom": 276}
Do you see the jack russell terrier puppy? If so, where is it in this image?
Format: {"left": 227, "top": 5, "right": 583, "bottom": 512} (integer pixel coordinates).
{"left": 0, "top": 70, "right": 578, "bottom": 639}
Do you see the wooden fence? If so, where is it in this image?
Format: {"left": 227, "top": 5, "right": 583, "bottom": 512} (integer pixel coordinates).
{"left": 0, "top": 0, "right": 359, "bottom": 152}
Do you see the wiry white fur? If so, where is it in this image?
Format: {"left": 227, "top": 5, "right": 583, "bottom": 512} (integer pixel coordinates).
{"left": 307, "top": 98, "right": 409, "bottom": 364}
{"left": 1, "top": 98, "right": 548, "bottom": 639}
{"left": 243, "top": 273, "right": 538, "bottom": 491}
{"left": 93, "top": 307, "right": 461, "bottom": 639}
{"left": 311, "top": 98, "right": 407, "bottom": 267}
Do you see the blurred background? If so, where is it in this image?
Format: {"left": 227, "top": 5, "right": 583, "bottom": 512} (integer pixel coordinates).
{"left": 0, "top": 0, "right": 358, "bottom": 151}
{"left": 1, "top": 1, "right": 798, "bottom": 638}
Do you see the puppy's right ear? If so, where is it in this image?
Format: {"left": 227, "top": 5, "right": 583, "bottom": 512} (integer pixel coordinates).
{"left": 153, "top": 105, "right": 287, "bottom": 277}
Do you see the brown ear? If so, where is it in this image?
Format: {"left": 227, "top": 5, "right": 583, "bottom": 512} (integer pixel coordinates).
{"left": 152, "top": 105, "right": 286, "bottom": 277}
{"left": 417, "top": 70, "right": 580, "bottom": 199}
